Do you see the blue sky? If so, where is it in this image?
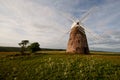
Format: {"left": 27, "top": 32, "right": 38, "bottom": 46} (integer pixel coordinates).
{"left": 0, "top": 0, "right": 120, "bottom": 52}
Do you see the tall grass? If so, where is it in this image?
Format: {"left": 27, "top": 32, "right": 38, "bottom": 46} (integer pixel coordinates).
{"left": 0, "top": 51, "right": 120, "bottom": 80}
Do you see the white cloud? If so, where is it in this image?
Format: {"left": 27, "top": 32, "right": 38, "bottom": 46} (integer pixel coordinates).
{"left": 0, "top": 0, "right": 120, "bottom": 52}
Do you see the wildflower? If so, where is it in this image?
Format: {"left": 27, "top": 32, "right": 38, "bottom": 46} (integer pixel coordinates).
{"left": 48, "top": 57, "right": 51, "bottom": 62}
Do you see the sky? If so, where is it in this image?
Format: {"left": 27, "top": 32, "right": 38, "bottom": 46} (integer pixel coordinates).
{"left": 0, "top": 0, "right": 120, "bottom": 52}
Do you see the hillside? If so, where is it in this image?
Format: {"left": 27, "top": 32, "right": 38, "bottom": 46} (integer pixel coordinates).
{"left": 0, "top": 46, "right": 65, "bottom": 52}
{"left": 0, "top": 47, "right": 20, "bottom": 52}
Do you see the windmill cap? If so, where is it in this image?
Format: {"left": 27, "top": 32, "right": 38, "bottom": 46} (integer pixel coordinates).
{"left": 77, "top": 22, "right": 79, "bottom": 25}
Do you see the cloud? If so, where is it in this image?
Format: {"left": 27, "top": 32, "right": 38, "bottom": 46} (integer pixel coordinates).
{"left": 0, "top": 0, "right": 70, "bottom": 47}
{"left": 0, "top": 0, "right": 120, "bottom": 52}
{"left": 82, "top": 0, "right": 120, "bottom": 52}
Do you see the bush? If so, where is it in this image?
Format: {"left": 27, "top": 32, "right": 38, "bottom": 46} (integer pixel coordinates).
{"left": 27, "top": 42, "right": 40, "bottom": 53}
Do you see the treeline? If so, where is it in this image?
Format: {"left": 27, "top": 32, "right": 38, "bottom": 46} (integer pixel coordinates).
{"left": 41, "top": 48, "right": 65, "bottom": 51}
{"left": 0, "top": 47, "right": 20, "bottom": 52}
{"left": 0, "top": 46, "right": 65, "bottom": 52}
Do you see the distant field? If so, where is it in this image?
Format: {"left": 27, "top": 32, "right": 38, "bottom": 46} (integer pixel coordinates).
{"left": 0, "top": 51, "right": 120, "bottom": 80}
{"left": 0, "top": 47, "right": 20, "bottom": 52}
{"left": 0, "top": 46, "right": 65, "bottom": 52}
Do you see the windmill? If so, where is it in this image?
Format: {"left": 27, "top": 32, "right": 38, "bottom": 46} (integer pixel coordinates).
{"left": 61, "top": 7, "right": 98, "bottom": 54}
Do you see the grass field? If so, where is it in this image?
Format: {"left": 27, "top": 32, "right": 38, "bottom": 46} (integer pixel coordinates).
{"left": 0, "top": 51, "right": 120, "bottom": 80}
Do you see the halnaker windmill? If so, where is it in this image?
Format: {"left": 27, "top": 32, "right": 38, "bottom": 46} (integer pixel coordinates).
{"left": 65, "top": 7, "right": 96, "bottom": 54}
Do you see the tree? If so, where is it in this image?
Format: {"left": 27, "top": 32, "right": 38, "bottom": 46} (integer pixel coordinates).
{"left": 18, "top": 40, "right": 29, "bottom": 54}
{"left": 27, "top": 42, "right": 40, "bottom": 53}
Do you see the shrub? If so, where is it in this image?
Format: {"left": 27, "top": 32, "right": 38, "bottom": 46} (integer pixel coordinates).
{"left": 27, "top": 42, "right": 40, "bottom": 53}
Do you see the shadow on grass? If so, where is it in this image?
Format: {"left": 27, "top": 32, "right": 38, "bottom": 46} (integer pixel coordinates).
{"left": 34, "top": 52, "right": 67, "bottom": 55}
{"left": 3, "top": 51, "right": 120, "bottom": 58}
{"left": 30, "top": 51, "right": 120, "bottom": 56}
{"left": 37, "top": 52, "right": 120, "bottom": 56}
{"left": 90, "top": 53, "right": 120, "bottom": 56}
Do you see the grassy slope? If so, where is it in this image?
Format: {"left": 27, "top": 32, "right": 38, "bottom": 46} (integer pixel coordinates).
{"left": 0, "top": 51, "right": 120, "bottom": 80}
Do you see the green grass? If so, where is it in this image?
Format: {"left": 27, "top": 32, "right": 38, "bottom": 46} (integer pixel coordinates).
{"left": 0, "top": 51, "right": 120, "bottom": 80}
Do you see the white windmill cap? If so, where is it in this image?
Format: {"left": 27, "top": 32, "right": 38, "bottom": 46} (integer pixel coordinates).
{"left": 71, "top": 22, "right": 77, "bottom": 29}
